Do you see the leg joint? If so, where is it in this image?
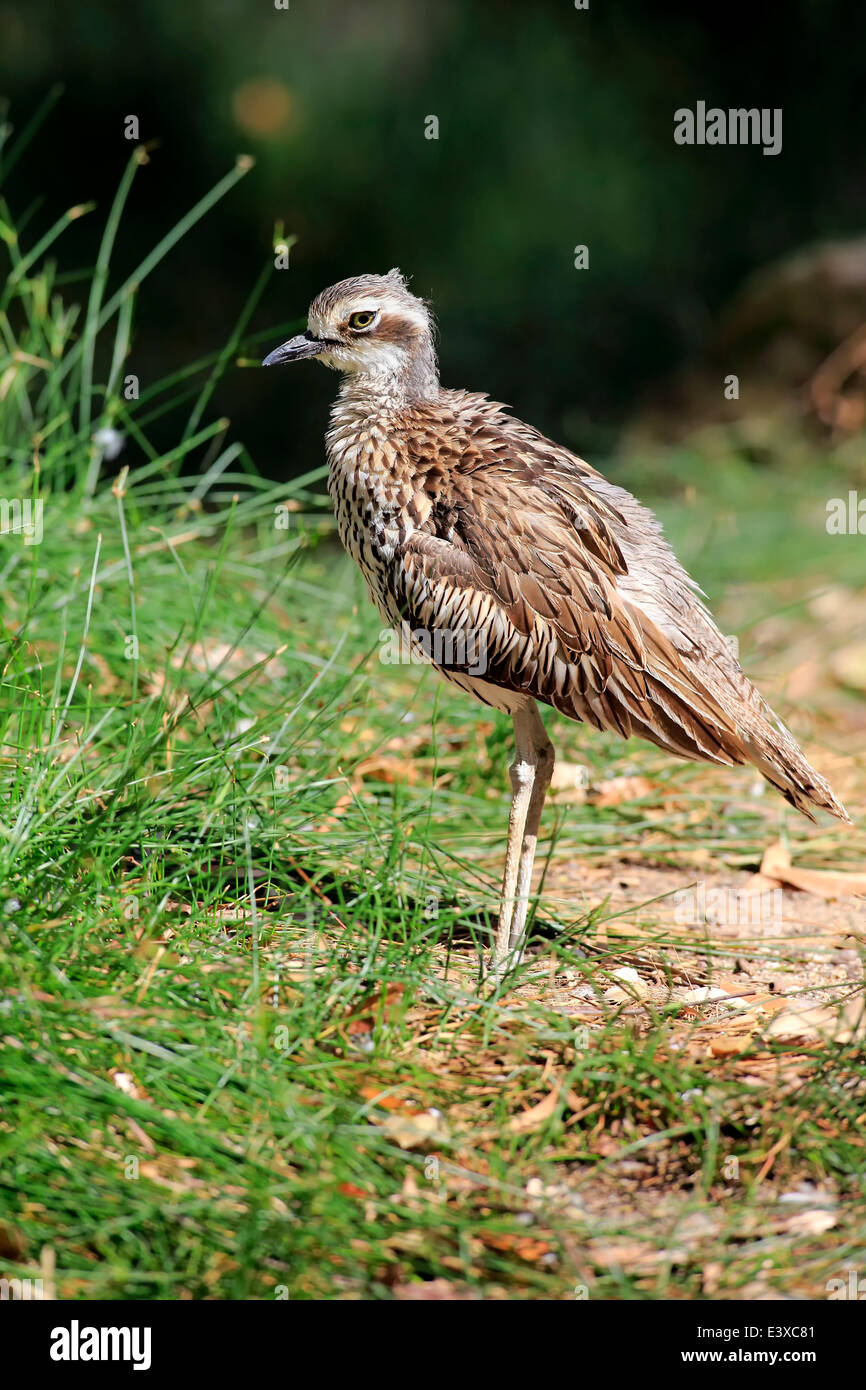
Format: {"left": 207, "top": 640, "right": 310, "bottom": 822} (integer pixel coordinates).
{"left": 509, "top": 757, "right": 535, "bottom": 793}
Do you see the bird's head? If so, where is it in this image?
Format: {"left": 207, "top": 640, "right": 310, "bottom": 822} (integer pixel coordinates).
{"left": 262, "top": 269, "right": 438, "bottom": 398}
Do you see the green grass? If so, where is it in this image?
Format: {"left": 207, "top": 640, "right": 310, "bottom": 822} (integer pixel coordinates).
{"left": 1, "top": 116, "right": 865, "bottom": 1300}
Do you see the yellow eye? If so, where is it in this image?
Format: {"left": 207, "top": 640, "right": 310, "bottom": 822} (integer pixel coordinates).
{"left": 348, "top": 310, "right": 376, "bottom": 330}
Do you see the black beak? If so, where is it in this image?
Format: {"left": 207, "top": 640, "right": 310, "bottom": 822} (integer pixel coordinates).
{"left": 262, "top": 331, "right": 325, "bottom": 366}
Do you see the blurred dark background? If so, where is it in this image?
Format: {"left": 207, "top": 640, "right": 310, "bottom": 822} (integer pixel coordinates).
{"left": 2, "top": 0, "right": 866, "bottom": 475}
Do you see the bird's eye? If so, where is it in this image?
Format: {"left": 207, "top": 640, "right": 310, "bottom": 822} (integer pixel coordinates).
{"left": 348, "top": 310, "right": 376, "bottom": 330}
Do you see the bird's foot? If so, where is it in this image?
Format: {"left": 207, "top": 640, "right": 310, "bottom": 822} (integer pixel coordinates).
{"left": 487, "top": 943, "right": 525, "bottom": 985}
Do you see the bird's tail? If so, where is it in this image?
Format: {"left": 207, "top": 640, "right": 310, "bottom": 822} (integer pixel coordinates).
{"left": 740, "top": 711, "right": 850, "bottom": 823}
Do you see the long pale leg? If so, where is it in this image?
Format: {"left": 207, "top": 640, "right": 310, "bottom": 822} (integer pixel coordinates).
{"left": 492, "top": 707, "right": 539, "bottom": 969}
{"left": 507, "top": 704, "right": 554, "bottom": 959}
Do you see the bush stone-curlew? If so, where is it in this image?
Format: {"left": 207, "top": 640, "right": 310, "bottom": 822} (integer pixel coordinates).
{"left": 264, "top": 270, "right": 849, "bottom": 970}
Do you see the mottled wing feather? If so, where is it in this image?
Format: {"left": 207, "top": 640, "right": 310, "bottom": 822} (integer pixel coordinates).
{"left": 396, "top": 463, "right": 747, "bottom": 767}
{"left": 327, "top": 375, "right": 847, "bottom": 821}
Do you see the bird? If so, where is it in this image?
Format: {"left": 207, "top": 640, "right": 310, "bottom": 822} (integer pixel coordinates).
{"left": 263, "top": 269, "right": 849, "bottom": 972}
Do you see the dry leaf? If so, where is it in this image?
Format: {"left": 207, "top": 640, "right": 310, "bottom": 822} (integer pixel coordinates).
{"left": 550, "top": 761, "right": 590, "bottom": 795}
{"left": 764, "top": 995, "right": 866, "bottom": 1044}
{"left": 709, "top": 1035, "right": 751, "bottom": 1057}
{"left": 479, "top": 1231, "right": 553, "bottom": 1262}
{"left": 604, "top": 966, "right": 650, "bottom": 1004}
{"left": 393, "top": 1279, "right": 479, "bottom": 1300}
{"left": 586, "top": 1239, "right": 660, "bottom": 1272}
{"left": 312, "top": 792, "right": 353, "bottom": 835}
{"left": 337, "top": 1182, "right": 370, "bottom": 1200}
{"left": 376, "top": 1108, "right": 450, "bottom": 1150}
{"left": 508, "top": 1086, "right": 560, "bottom": 1135}
{"left": 587, "top": 776, "right": 656, "bottom": 807}
{"left": 832, "top": 642, "right": 866, "bottom": 692}
{"left": 679, "top": 987, "right": 729, "bottom": 1006}
{"left": 784, "top": 1209, "right": 837, "bottom": 1237}
{"left": 0, "top": 1223, "right": 27, "bottom": 1260}
{"left": 358, "top": 1083, "right": 410, "bottom": 1112}
{"left": 344, "top": 984, "right": 406, "bottom": 1037}
{"left": 760, "top": 841, "right": 866, "bottom": 899}
{"left": 355, "top": 755, "right": 421, "bottom": 785}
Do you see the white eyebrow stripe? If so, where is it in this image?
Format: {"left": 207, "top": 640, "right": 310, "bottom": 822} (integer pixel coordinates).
{"left": 309, "top": 293, "right": 429, "bottom": 339}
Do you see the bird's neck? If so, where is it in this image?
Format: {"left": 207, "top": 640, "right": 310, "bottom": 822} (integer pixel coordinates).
{"left": 336, "top": 342, "right": 440, "bottom": 412}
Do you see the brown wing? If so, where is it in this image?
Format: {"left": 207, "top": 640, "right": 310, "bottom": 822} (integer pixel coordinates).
{"left": 395, "top": 457, "right": 749, "bottom": 766}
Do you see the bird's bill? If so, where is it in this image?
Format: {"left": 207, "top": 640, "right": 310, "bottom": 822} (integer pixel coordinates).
{"left": 261, "top": 332, "right": 325, "bottom": 366}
